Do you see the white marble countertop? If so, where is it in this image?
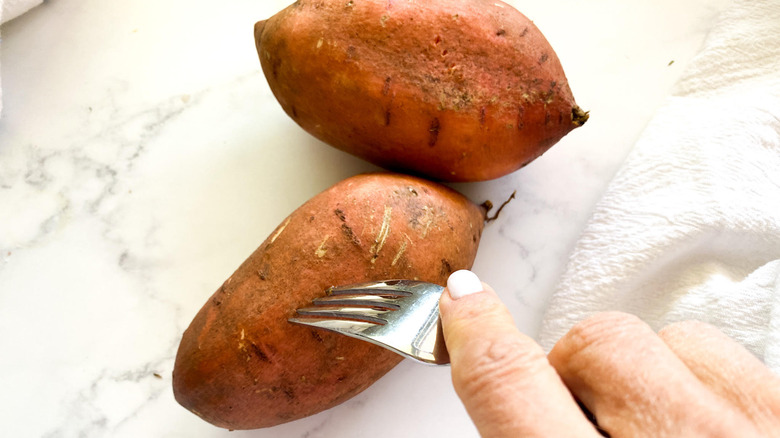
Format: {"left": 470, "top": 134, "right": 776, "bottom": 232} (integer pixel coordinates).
{"left": 0, "top": 0, "right": 731, "bottom": 436}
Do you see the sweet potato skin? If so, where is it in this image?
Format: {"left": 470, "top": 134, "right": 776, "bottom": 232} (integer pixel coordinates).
{"left": 255, "top": 0, "right": 587, "bottom": 182}
{"left": 173, "top": 173, "right": 484, "bottom": 429}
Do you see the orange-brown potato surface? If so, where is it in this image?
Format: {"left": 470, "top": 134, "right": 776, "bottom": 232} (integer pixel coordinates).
{"left": 173, "top": 173, "right": 485, "bottom": 429}
{"left": 255, "top": 0, "right": 587, "bottom": 182}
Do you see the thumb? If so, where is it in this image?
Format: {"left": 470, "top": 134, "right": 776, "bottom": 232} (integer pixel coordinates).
{"left": 439, "top": 270, "right": 600, "bottom": 438}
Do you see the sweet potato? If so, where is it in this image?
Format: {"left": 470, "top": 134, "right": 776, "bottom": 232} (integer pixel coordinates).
{"left": 254, "top": 0, "right": 587, "bottom": 182}
{"left": 173, "top": 173, "right": 485, "bottom": 429}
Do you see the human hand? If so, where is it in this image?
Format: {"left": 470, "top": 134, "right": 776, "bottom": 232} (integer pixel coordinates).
{"left": 439, "top": 270, "right": 780, "bottom": 437}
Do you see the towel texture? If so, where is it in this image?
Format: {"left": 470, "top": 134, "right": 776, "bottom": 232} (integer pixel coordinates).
{"left": 539, "top": 0, "right": 780, "bottom": 373}
{"left": 1, "top": 0, "right": 42, "bottom": 24}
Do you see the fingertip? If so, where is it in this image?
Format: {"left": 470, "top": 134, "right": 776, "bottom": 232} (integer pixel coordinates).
{"left": 446, "top": 269, "right": 485, "bottom": 299}
{"left": 440, "top": 271, "right": 507, "bottom": 335}
{"left": 440, "top": 276, "right": 501, "bottom": 324}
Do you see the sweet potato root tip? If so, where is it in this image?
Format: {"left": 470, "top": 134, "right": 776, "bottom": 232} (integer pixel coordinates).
{"left": 484, "top": 191, "right": 517, "bottom": 223}
{"left": 572, "top": 106, "right": 590, "bottom": 127}
{"left": 480, "top": 200, "right": 493, "bottom": 217}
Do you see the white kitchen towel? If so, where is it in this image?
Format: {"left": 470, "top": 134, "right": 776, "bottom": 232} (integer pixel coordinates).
{"left": 1, "top": 0, "right": 43, "bottom": 24}
{"left": 538, "top": 0, "right": 780, "bottom": 373}
{"left": 1, "top": 0, "right": 45, "bottom": 116}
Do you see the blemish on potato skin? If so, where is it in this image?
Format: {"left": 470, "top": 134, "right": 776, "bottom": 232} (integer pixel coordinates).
{"left": 334, "top": 209, "right": 346, "bottom": 221}
{"left": 382, "top": 78, "right": 394, "bottom": 126}
{"left": 212, "top": 283, "right": 231, "bottom": 306}
{"left": 409, "top": 205, "right": 435, "bottom": 238}
{"left": 517, "top": 106, "right": 525, "bottom": 130}
{"left": 480, "top": 107, "right": 486, "bottom": 127}
{"left": 428, "top": 118, "right": 440, "bottom": 147}
{"left": 270, "top": 217, "right": 291, "bottom": 243}
{"left": 390, "top": 235, "right": 411, "bottom": 267}
{"left": 539, "top": 53, "right": 549, "bottom": 64}
{"left": 382, "top": 77, "right": 392, "bottom": 96}
{"left": 440, "top": 259, "right": 453, "bottom": 277}
{"left": 341, "top": 223, "right": 362, "bottom": 247}
{"left": 250, "top": 343, "right": 272, "bottom": 363}
{"left": 370, "top": 206, "right": 393, "bottom": 262}
{"left": 255, "top": 385, "right": 286, "bottom": 398}
{"left": 310, "top": 330, "right": 325, "bottom": 343}
{"left": 543, "top": 90, "right": 555, "bottom": 104}
{"left": 315, "top": 235, "right": 331, "bottom": 258}
{"left": 257, "top": 264, "right": 270, "bottom": 280}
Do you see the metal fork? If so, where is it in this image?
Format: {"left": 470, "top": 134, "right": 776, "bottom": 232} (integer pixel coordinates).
{"left": 289, "top": 279, "right": 449, "bottom": 365}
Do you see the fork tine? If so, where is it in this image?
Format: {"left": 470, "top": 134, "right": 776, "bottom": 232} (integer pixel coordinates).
{"left": 288, "top": 317, "right": 376, "bottom": 334}
{"left": 312, "top": 294, "right": 401, "bottom": 310}
{"left": 290, "top": 280, "right": 449, "bottom": 365}
{"left": 294, "top": 306, "right": 391, "bottom": 325}
{"left": 327, "top": 281, "right": 412, "bottom": 297}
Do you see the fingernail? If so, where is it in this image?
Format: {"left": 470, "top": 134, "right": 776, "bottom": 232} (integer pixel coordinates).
{"left": 447, "top": 270, "right": 484, "bottom": 299}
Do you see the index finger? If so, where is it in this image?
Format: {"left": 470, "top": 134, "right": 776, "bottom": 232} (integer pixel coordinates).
{"left": 439, "top": 271, "right": 601, "bottom": 438}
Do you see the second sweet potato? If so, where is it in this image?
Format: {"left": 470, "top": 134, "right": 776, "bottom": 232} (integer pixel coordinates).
{"left": 255, "top": 0, "right": 587, "bottom": 181}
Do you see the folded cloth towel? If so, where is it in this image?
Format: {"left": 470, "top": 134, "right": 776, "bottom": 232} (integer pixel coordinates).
{"left": 1, "top": 0, "right": 43, "bottom": 24}
{"left": 538, "top": 0, "right": 780, "bottom": 373}
{"left": 1, "top": 0, "right": 45, "bottom": 116}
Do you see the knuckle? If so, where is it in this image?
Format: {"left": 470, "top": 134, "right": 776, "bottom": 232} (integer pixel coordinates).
{"left": 452, "top": 336, "right": 548, "bottom": 401}
{"left": 557, "top": 311, "right": 651, "bottom": 361}
{"left": 658, "top": 320, "right": 718, "bottom": 341}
